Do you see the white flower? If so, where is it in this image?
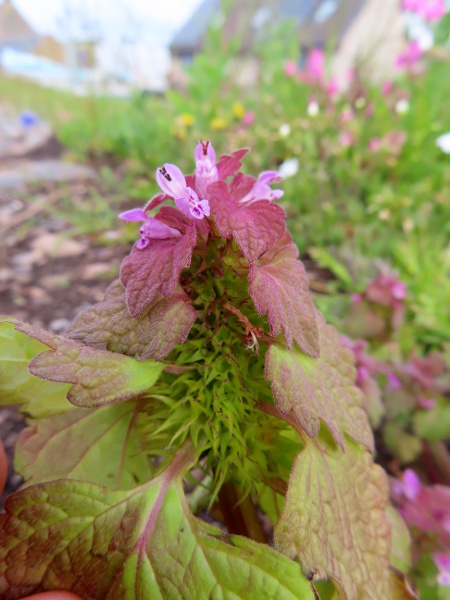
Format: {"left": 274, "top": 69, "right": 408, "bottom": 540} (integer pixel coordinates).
{"left": 307, "top": 101, "right": 320, "bottom": 117}
{"left": 395, "top": 99, "right": 410, "bottom": 114}
{"left": 436, "top": 132, "right": 450, "bottom": 154}
{"left": 278, "top": 158, "right": 299, "bottom": 179}
{"left": 279, "top": 123, "right": 291, "bottom": 137}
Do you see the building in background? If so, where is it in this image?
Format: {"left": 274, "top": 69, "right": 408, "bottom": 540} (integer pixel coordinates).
{"left": 169, "top": 0, "right": 406, "bottom": 88}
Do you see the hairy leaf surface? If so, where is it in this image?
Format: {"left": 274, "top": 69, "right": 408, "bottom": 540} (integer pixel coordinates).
{"left": 0, "top": 448, "right": 314, "bottom": 600}
{"left": 216, "top": 148, "right": 249, "bottom": 180}
{"left": 15, "top": 402, "right": 151, "bottom": 489}
{"left": 249, "top": 231, "right": 319, "bottom": 356}
{"left": 13, "top": 322, "right": 164, "bottom": 408}
{"left": 120, "top": 219, "right": 197, "bottom": 317}
{"left": 67, "top": 280, "right": 196, "bottom": 361}
{"left": 265, "top": 316, "right": 373, "bottom": 450}
{"left": 274, "top": 437, "right": 391, "bottom": 600}
{"left": 0, "top": 321, "right": 73, "bottom": 417}
{"left": 208, "top": 178, "right": 286, "bottom": 263}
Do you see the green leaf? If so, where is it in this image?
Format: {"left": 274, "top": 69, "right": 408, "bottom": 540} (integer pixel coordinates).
{"left": 384, "top": 424, "right": 422, "bottom": 465}
{"left": 0, "top": 321, "right": 73, "bottom": 417}
{"left": 274, "top": 435, "right": 391, "bottom": 600}
{"left": 13, "top": 321, "right": 164, "bottom": 408}
{"left": 15, "top": 402, "right": 152, "bottom": 490}
{"left": 265, "top": 316, "right": 373, "bottom": 451}
{"left": 413, "top": 401, "right": 450, "bottom": 442}
{"left": 387, "top": 507, "right": 411, "bottom": 575}
{"left": 0, "top": 446, "right": 315, "bottom": 600}
{"left": 66, "top": 280, "right": 196, "bottom": 361}
{"left": 308, "top": 247, "right": 352, "bottom": 287}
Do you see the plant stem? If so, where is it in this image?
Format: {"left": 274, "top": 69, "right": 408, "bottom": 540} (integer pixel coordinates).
{"left": 218, "top": 481, "right": 268, "bottom": 544}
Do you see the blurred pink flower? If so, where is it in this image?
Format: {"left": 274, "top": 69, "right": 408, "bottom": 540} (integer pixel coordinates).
{"left": 405, "top": 354, "right": 446, "bottom": 393}
{"left": 435, "top": 554, "right": 450, "bottom": 586}
{"left": 392, "top": 470, "right": 450, "bottom": 551}
{"left": 364, "top": 103, "right": 375, "bottom": 118}
{"left": 396, "top": 41, "right": 423, "bottom": 70}
{"left": 339, "top": 132, "right": 354, "bottom": 147}
{"left": 307, "top": 48, "right": 325, "bottom": 81}
{"left": 369, "top": 131, "right": 407, "bottom": 155}
{"left": 340, "top": 336, "right": 387, "bottom": 384}
{"left": 417, "top": 395, "right": 436, "bottom": 410}
{"left": 382, "top": 80, "right": 393, "bottom": 96}
{"left": 284, "top": 60, "right": 297, "bottom": 77}
{"left": 369, "top": 138, "right": 383, "bottom": 152}
{"left": 242, "top": 110, "right": 255, "bottom": 127}
{"left": 340, "top": 108, "right": 354, "bottom": 123}
{"left": 326, "top": 77, "right": 339, "bottom": 98}
{"left": 403, "top": 0, "right": 446, "bottom": 21}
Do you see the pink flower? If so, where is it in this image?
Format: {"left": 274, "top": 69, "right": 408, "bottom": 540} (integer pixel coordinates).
{"left": 194, "top": 140, "right": 218, "bottom": 196}
{"left": 365, "top": 274, "right": 407, "bottom": 307}
{"left": 242, "top": 111, "right": 255, "bottom": 126}
{"left": 392, "top": 472, "right": 450, "bottom": 549}
{"left": 392, "top": 469, "right": 421, "bottom": 501}
{"left": 326, "top": 77, "right": 339, "bottom": 98}
{"left": 434, "top": 554, "right": 450, "bottom": 586}
{"left": 239, "top": 171, "right": 284, "bottom": 206}
{"left": 307, "top": 48, "right": 325, "bottom": 82}
{"left": 396, "top": 41, "right": 423, "bottom": 70}
{"left": 156, "top": 163, "right": 210, "bottom": 220}
{"left": 369, "top": 138, "right": 383, "bottom": 152}
{"left": 387, "top": 373, "right": 402, "bottom": 390}
{"left": 403, "top": 0, "right": 446, "bottom": 21}
{"left": 382, "top": 80, "right": 393, "bottom": 96}
{"left": 119, "top": 209, "right": 182, "bottom": 249}
{"left": 339, "top": 132, "right": 354, "bottom": 147}
{"left": 340, "top": 336, "right": 387, "bottom": 383}
{"left": 284, "top": 60, "right": 297, "bottom": 77}
{"left": 340, "top": 108, "right": 354, "bottom": 123}
{"left": 418, "top": 395, "right": 436, "bottom": 410}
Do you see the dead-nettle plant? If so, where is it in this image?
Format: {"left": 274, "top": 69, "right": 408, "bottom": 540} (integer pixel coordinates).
{"left": 0, "top": 142, "right": 400, "bottom": 600}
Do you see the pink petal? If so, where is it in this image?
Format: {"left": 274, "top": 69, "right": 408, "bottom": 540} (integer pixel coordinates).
{"left": 258, "top": 171, "right": 283, "bottom": 185}
{"left": 403, "top": 469, "right": 421, "bottom": 501}
{"left": 119, "top": 208, "right": 148, "bottom": 222}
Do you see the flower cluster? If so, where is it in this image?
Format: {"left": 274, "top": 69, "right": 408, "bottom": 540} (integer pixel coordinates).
{"left": 402, "top": 0, "right": 447, "bottom": 21}
{"left": 120, "top": 141, "right": 284, "bottom": 251}
{"left": 392, "top": 469, "right": 450, "bottom": 586}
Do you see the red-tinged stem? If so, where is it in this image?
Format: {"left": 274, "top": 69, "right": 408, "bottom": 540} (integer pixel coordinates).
{"left": 134, "top": 441, "right": 196, "bottom": 555}
{"left": 257, "top": 401, "right": 304, "bottom": 439}
{"left": 423, "top": 441, "right": 442, "bottom": 484}
{"left": 218, "top": 482, "right": 268, "bottom": 544}
{"left": 428, "top": 441, "right": 450, "bottom": 486}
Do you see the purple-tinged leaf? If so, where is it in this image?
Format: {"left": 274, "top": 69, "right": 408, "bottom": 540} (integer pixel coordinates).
{"left": 216, "top": 148, "right": 249, "bottom": 180}
{"left": 0, "top": 444, "right": 314, "bottom": 600}
{"left": 120, "top": 219, "right": 197, "bottom": 317}
{"left": 66, "top": 280, "right": 196, "bottom": 361}
{"left": 274, "top": 437, "right": 391, "bottom": 600}
{"left": 12, "top": 322, "right": 164, "bottom": 408}
{"left": 265, "top": 315, "right": 373, "bottom": 450}
{"left": 249, "top": 231, "right": 319, "bottom": 356}
{"left": 143, "top": 192, "right": 170, "bottom": 212}
{"left": 15, "top": 403, "right": 151, "bottom": 489}
{"left": 208, "top": 179, "right": 286, "bottom": 262}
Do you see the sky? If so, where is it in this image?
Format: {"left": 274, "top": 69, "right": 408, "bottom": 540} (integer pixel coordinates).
{"left": 12, "top": 0, "right": 205, "bottom": 46}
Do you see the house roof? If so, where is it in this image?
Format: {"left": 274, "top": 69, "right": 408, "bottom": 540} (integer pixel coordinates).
{"left": 0, "top": 0, "right": 39, "bottom": 53}
{"left": 170, "top": 0, "right": 367, "bottom": 56}
{"left": 170, "top": 0, "right": 221, "bottom": 55}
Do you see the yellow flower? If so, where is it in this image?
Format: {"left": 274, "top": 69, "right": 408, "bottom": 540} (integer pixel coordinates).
{"left": 233, "top": 102, "right": 245, "bottom": 120}
{"left": 178, "top": 113, "right": 195, "bottom": 127}
{"left": 210, "top": 117, "right": 228, "bottom": 130}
